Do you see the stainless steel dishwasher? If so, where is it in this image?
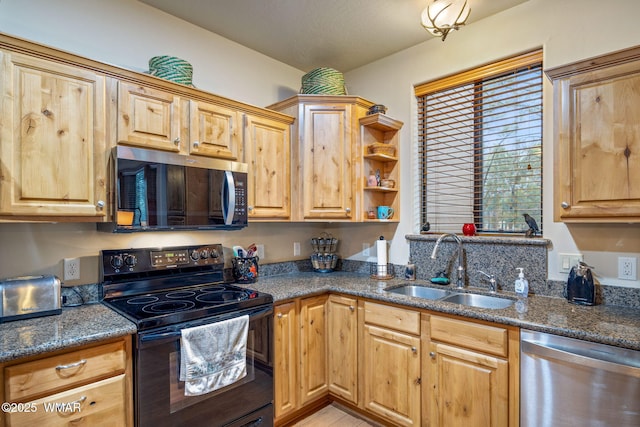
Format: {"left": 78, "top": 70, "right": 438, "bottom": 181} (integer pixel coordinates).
{"left": 521, "top": 329, "right": 640, "bottom": 427}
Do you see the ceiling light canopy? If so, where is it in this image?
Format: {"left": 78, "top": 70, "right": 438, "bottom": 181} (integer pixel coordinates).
{"left": 421, "top": 0, "right": 471, "bottom": 41}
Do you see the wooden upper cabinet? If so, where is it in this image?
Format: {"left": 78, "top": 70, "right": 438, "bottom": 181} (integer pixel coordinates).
{"left": 0, "top": 51, "right": 107, "bottom": 219}
{"left": 190, "top": 100, "right": 240, "bottom": 159}
{"left": 244, "top": 114, "right": 291, "bottom": 219}
{"left": 268, "top": 95, "right": 374, "bottom": 222}
{"left": 117, "top": 82, "right": 183, "bottom": 153}
{"left": 301, "top": 103, "right": 354, "bottom": 220}
{"left": 547, "top": 46, "right": 640, "bottom": 222}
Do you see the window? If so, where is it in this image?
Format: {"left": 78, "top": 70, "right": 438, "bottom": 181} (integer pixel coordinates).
{"left": 415, "top": 50, "right": 543, "bottom": 234}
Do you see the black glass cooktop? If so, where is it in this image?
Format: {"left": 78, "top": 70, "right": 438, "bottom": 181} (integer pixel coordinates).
{"left": 102, "top": 283, "right": 272, "bottom": 330}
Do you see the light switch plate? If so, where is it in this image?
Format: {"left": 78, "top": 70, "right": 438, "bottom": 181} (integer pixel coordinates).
{"left": 559, "top": 253, "right": 583, "bottom": 273}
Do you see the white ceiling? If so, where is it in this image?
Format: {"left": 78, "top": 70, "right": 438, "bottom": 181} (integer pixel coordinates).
{"left": 139, "top": 0, "right": 528, "bottom": 72}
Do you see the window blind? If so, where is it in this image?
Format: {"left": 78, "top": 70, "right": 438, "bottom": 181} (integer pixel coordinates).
{"left": 415, "top": 50, "right": 543, "bottom": 234}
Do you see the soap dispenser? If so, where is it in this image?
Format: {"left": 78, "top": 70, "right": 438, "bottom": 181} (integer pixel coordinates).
{"left": 515, "top": 268, "right": 529, "bottom": 297}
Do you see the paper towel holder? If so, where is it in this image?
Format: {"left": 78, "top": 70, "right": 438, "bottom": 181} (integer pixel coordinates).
{"left": 370, "top": 263, "right": 395, "bottom": 280}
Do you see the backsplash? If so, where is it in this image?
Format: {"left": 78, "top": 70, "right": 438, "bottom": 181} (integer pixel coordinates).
{"left": 67, "top": 238, "right": 639, "bottom": 309}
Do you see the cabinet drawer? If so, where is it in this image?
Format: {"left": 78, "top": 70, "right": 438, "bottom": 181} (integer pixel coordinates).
{"left": 6, "top": 374, "right": 127, "bottom": 427}
{"left": 363, "top": 301, "right": 420, "bottom": 335}
{"left": 5, "top": 341, "right": 126, "bottom": 401}
{"left": 429, "top": 316, "right": 508, "bottom": 357}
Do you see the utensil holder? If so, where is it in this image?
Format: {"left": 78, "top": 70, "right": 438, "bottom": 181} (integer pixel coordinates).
{"left": 232, "top": 256, "right": 259, "bottom": 283}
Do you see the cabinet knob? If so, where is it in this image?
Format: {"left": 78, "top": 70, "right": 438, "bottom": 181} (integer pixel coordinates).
{"left": 349, "top": 305, "right": 355, "bottom": 312}
{"left": 193, "top": 141, "right": 200, "bottom": 148}
{"left": 248, "top": 206, "right": 254, "bottom": 211}
{"left": 173, "top": 137, "right": 181, "bottom": 145}
{"left": 277, "top": 313, "right": 283, "bottom": 318}
{"left": 96, "top": 200, "right": 105, "bottom": 209}
{"left": 561, "top": 201, "right": 570, "bottom": 209}
{"left": 411, "top": 346, "right": 417, "bottom": 353}
{"left": 345, "top": 208, "right": 351, "bottom": 214}
{"left": 429, "top": 351, "right": 436, "bottom": 359}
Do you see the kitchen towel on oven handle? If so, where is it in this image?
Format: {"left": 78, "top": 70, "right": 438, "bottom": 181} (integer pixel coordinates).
{"left": 179, "top": 314, "right": 249, "bottom": 396}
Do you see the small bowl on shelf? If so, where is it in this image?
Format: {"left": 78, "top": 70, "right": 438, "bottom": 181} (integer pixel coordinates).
{"left": 380, "top": 179, "right": 395, "bottom": 188}
{"left": 367, "top": 104, "right": 387, "bottom": 115}
{"left": 368, "top": 142, "right": 395, "bottom": 157}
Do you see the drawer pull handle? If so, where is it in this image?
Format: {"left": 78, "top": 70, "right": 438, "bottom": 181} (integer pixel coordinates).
{"left": 70, "top": 396, "right": 87, "bottom": 406}
{"left": 56, "top": 359, "right": 87, "bottom": 370}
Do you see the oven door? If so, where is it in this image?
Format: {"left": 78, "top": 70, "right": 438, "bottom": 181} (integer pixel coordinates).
{"left": 136, "top": 305, "right": 273, "bottom": 427}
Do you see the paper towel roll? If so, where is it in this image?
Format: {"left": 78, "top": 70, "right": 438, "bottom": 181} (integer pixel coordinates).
{"left": 376, "top": 237, "right": 387, "bottom": 276}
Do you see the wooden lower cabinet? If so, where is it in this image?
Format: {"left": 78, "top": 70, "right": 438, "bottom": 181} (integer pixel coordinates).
{"left": 274, "top": 295, "right": 329, "bottom": 425}
{"left": 361, "top": 301, "right": 421, "bottom": 427}
{"left": 274, "top": 295, "right": 519, "bottom": 427}
{"left": 327, "top": 295, "right": 358, "bottom": 404}
{"left": 423, "top": 313, "right": 519, "bottom": 427}
{"left": 274, "top": 301, "right": 298, "bottom": 421}
{"left": 1, "top": 335, "right": 133, "bottom": 427}
{"left": 299, "top": 295, "right": 329, "bottom": 405}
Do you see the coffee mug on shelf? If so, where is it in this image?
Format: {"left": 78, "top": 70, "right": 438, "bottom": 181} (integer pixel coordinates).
{"left": 377, "top": 206, "right": 394, "bottom": 220}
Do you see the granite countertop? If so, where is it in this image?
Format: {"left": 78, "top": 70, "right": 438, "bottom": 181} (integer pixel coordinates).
{"left": 0, "top": 303, "right": 136, "bottom": 363}
{"left": 2, "top": 271, "right": 638, "bottom": 362}
{"left": 244, "top": 271, "right": 640, "bottom": 351}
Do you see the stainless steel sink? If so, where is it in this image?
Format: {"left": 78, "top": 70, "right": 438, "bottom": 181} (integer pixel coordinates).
{"left": 441, "top": 293, "right": 514, "bottom": 309}
{"left": 385, "top": 285, "right": 451, "bottom": 300}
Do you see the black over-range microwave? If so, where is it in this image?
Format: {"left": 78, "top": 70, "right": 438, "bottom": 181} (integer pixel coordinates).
{"left": 99, "top": 146, "right": 248, "bottom": 232}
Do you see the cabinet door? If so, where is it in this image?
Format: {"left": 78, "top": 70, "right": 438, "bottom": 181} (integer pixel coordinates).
{"left": 190, "top": 100, "right": 240, "bottom": 159}
{"left": 0, "top": 52, "right": 107, "bottom": 218}
{"left": 300, "top": 103, "right": 354, "bottom": 220}
{"left": 244, "top": 114, "right": 291, "bottom": 219}
{"left": 117, "top": 82, "right": 182, "bottom": 152}
{"left": 362, "top": 324, "right": 421, "bottom": 426}
{"left": 274, "top": 301, "right": 298, "bottom": 420}
{"left": 427, "top": 341, "right": 509, "bottom": 427}
{"left": 327, "top": 295, "right": 358, "bottom": 404}
{"left": 299, "top": 294, "right": 328, "bottom": 405}
{"left": 551, "top": 54, "right": 640, "bottom": 221}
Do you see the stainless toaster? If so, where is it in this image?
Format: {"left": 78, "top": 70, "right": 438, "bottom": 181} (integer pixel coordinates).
{"left": 0, "top": 275, "right": 62, "bottom": 322}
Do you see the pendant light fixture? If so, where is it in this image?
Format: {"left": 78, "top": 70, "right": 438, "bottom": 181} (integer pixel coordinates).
{"left": 421, "top": 0, "right": 471, "bottom": 41}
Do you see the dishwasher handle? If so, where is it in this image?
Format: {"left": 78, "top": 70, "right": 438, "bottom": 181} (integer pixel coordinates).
{"left": 521, "top": 339, "right": 640, "bottom": 379}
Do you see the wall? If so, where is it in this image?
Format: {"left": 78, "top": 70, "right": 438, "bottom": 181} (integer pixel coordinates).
{"left": 2, "top": 0, "right": 640, "bottom": 291}
{"left": 0, "top": 0, "right": 326, "bottom": 283}
{"left": 344, "top": 0, "right": 640, "bottom": 289}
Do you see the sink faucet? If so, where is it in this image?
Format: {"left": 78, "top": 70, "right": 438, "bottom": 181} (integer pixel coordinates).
{"left": 478, "top": 271, "right": 498, "bottom": 293}
{"left": 431, "top": 233, "right": 464, "bottom": 289}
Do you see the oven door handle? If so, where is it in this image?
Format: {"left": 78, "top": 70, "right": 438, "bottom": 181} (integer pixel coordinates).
{"left": 139, "top": 304, "right": 273, "bottom": 345}
{"left": 140, "top": 330, "right": 182, "bottom": 342}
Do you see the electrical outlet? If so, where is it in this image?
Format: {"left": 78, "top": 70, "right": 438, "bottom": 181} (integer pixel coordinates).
{"left": 618, "top": 256, "right": 637, "bottom": 281}
{"left": 363, "top": 243, "right": 370, "bottom": 257}
{"left": 64, "top": 258, "right": 80, "bottom": 281}
{"left": 256, "top": 244, "right": 265, "bottom": 259}
{"left": 293, "top": 242, "right": 300, "bottom": 256}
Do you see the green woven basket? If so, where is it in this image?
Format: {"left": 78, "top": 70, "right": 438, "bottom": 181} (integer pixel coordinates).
{"left": 300, "top": 67, "right": 346, "bottom": 95}
{"left": 148, "top": 55, "right": 194, "bottom": 86}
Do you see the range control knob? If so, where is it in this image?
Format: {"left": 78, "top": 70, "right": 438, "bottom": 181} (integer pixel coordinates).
{"left": 210, "top": 248, "right": 220, "bottom": 259}
{"left": 124, "top": 255, "right": 137, "bottom": 267}
{"left": 110, "top": 255, "right": 124, "bottom": 269}
{"left": 200, "top": 248, "right": 210, "bottom": 259}
{"left": 190, "top": 250, "right": 200, "bottom": 261}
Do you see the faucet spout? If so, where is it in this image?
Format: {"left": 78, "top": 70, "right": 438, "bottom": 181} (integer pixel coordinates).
{"left": 431, "top": 233, "right": 465, "bottom": 289}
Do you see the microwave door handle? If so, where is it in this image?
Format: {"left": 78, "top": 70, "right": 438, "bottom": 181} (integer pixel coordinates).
{"left": 223, "top": 170, "right": 236, "bottom": 225}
